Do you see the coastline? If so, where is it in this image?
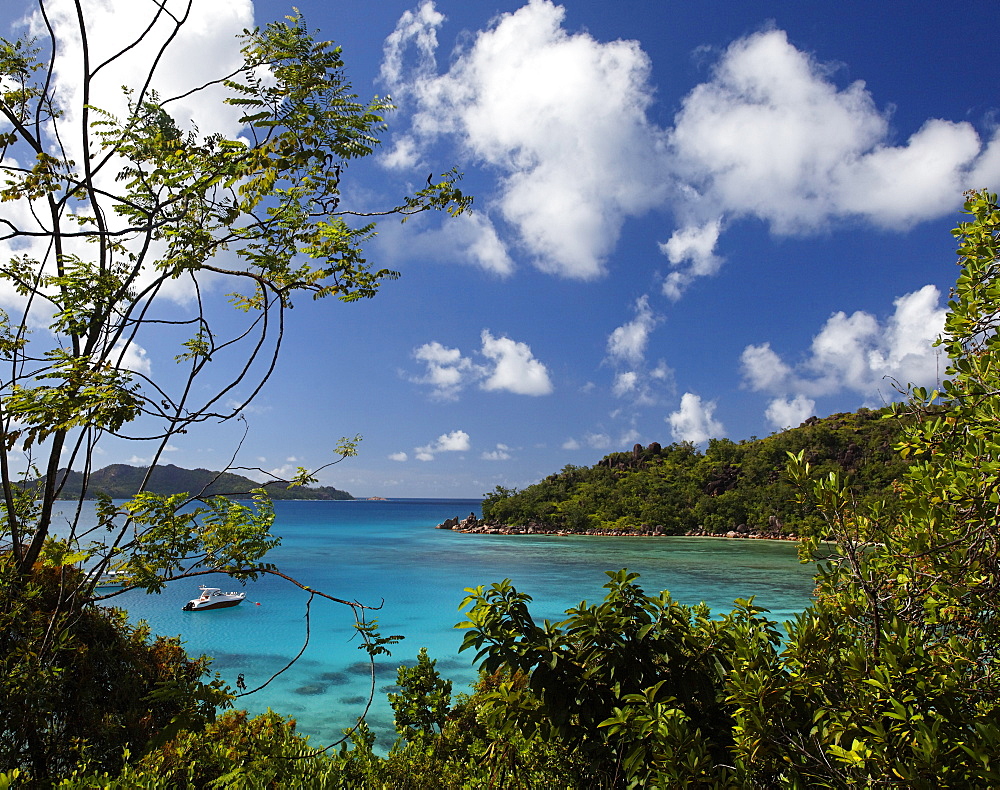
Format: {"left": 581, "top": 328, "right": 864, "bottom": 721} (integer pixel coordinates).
{"left": 437, "top": 515, "right": 800, "bottom": 542}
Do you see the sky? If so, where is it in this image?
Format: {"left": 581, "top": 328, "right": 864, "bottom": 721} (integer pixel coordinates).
{"left": 1, "top": 0, "right": 998, "bottom": 498}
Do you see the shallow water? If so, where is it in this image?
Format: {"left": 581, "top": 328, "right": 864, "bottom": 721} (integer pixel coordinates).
{"left": 86, "top": 498, "right": 815, "bottom": 751}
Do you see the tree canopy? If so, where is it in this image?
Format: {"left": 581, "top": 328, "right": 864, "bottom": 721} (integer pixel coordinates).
{"left": 482, "top": 406, "right": 910, "bottom": 537}
{"left": 0, "top": 3, "right": 467, "bottom": 781}
{"left": 0, "top": 5, "right": 469, "bottom": 588}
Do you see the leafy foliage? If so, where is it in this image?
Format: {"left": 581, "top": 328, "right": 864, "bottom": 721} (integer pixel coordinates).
{"left": 0, "top": 561, "right": 228, "bottom": 784}
{"left": 458, "top": 570, "right": 747, "bottom": 787}
{"left": 389, "top": 648, "right": 453, "bottom": 747}
{"left": 439, "top": 192, "right": 1000, "bottom": 788}
{"left": 483, "top": 408, "right": 909, "bottom": 536}
{"left": 0, "top": 5, "right": 469, "bottom": 784}
{"left": 0, "top": 5, "right": 470, "bottom": 589}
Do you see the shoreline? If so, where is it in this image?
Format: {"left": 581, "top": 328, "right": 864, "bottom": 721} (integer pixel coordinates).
{"left": 437, "top": 515, "right": 800, "bottom": 542}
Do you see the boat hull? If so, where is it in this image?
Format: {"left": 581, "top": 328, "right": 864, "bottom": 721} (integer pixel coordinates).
{"left": 183, "top": 597, "right": 244, "bottom": 611}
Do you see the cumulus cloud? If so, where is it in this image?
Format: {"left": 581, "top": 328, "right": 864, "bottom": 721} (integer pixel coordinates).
{"left": 585, "top": 432, "right": 612, "bottom": 450}
{"left": 765, "top": 394, "right": 816, "bottom": 430}
{"left": 381, "top": 0, "right": 669, "bottom": 279}
{"left": 670, "top": 29, "right": 1000, "bottom": 234}
{"left": 111, "top": 341, "right": 151, "bottom": 375}
{"left": 742, "top": 284, "right": 947, "bottom": 427}
{"left": 612, "top": 371, "right": 639, "bottom": 398}
{"left": 607, "top": 295, "right": 661, "bottom": 364}
{"left": 659, "top": 219, "right": 724, "bottom": 300}
{"left": 28, "top": 0, "right": 252, "bottom": 142}
{"left": 380, "top": 136, "right": 424, "bottom": 170}
{"left": 667, "top": 393, "right": 724, "bottom": 444}
{"left": 380, "top": 211, "right": 515, "bottom": 275}
{"left": 605, "top": 295, "right": 671, "bottom": 404}
{"left": 481, "top": 444, "right": 512, "bottom": 461}
{"left": 481, "top": 330, "right": 554, "bottom": 395}
{"left": 379, "top": 0, "right": 444, "bottom": 89}
{"left": 382, "top": 9, "right": 1000, "bottom": 294}
{"left": 411, "top": 341, "right": 477, "bottom": 400}
{"left": 411, "top": 330, "right": 552, "bottom": 398}
{"left": 1, "top": 0, "right": 254, "bottom": 313}
{"left": 23, "top": 0, "right": 252, "bottom": 203}
{"left": 415, "top": 430, "right": 471, "bottom": 461}
{"left": 389, "top": 451, "right": 409, "bottom": 462}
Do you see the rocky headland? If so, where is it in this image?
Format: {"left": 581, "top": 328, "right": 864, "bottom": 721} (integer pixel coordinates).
{"left": 436, "top": 513, "right": 799, "bottom": 541}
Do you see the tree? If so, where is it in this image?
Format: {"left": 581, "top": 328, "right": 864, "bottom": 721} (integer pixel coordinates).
{"left": 389, "top": 647, "right": 453, "bottom": 747}
{"left": 457, "top": 193, "right": 1000, "bottom": 787}
{"left": 0, "top": 562, "right": 229, "bottom": 783}
{"left": 0, "top": 1, "right": 468, "bottom": 780}
{"left": 0, "top": 2, "right": 469, "bottom": 587}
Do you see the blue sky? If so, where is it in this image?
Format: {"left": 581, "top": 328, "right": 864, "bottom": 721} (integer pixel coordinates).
{"left": 3, "top": 1, "right": 999, "bottom": 498}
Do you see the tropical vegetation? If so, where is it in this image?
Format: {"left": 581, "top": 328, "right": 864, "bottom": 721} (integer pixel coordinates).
{"left": 482, "top": 406, "right": 909, "bottom": 537}
{"left": 2, "top": 0, "right": 1000, "bottom": 784}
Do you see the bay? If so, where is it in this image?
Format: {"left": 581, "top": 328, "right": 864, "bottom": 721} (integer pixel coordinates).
{"left": 90, "top": 498, "right": 816, "bottom": 751}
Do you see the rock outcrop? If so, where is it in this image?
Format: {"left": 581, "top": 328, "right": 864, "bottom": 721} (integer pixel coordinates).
{"left": 434, "top": 516, "right": 798, "bottom": 540}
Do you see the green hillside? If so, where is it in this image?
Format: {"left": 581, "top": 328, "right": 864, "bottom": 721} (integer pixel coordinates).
{"left": 482, "top": 406, "right": 909, "bottom": 536}
{"left": 43, "top": 464, "right": 353, "bottom": 501}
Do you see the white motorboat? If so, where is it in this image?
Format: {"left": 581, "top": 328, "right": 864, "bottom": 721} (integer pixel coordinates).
{"left": 94, "top": 570, "right": 126, "bottom": 590}
{"left": 182, "top": 586, "right": 246, "bottom": 611}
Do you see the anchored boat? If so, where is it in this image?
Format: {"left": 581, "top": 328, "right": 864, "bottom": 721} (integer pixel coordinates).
{"left": 94, "top": 570, "right": 126, "bottom": 590}
{"left": 182, "top": 586, "right": 246, "bottom": 611}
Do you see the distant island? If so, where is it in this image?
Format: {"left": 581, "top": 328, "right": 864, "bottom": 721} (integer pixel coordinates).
{"left": 36, "top": 464, "right": 353, "bottom": 501}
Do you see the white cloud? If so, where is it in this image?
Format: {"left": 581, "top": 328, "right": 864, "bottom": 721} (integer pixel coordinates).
{"left": 562, "top": 437, "right": 581, "bottom": 450}
{"left": 667, "top": 393, "right": 724, "bottom": 444}
{"left": 225, "top": 397, "right": 271, "bottom": 416}
{"left": 480, "top": 330, "right": 553, "bottom": 395}
{"left": 111, "top": 341, "right": 151, "bottom": 375}
{"left": 742, "top": 285, "right": 947, "bottom": 424}
{"left": 612, "top": 371, "right": 639, "bottom": 397}
{"left": 740, "top": 343, "right": 793, "bottom": 393}
{"left": 29, "top": 0, "right": 252, "bottom": 141}
{"left": 659, "top": 219, "right": 724, "bottom": 300}
{"left": 380, "top": 136, "right": 424, "bottom": 170}
{"left": 670, "top": 29, "right": 1000, "bottom": 235}
{"left": 585, "top": 432, "right": 612, "bottom": 450}
{"left": 411, "top": 341, "right": 477, "bottom": 400}
{"left": 765, "top": 395, "right": 816, "bottom": 431}
{"left": 381, "top": 0, "right": 669, "bottom": 279}
{"left": 481, "top": 444, "right": 512, "bottom": 461}
{"left": 387, "top": 211, "right": 515, "bottom": 275}
{"left": 650, "top": 361, "right": 672, "bottom": 381}
{"left": 383, "top": 13, "right": 1000, "bottom": 295}
{"left": 389, "top": 451, "right": 409, "bottom": 462}
{"left": 607, "top": 295, "right": 660, "bottom": 364}
{"left": 379, "top": 0, "right": 444, "bottom": 89}
{"left": 0, "top": 1, "right": 255, "bottom": 316}
{"left": 415, "top": 429, "right": 471, "bottom": 461}
{"left": 605, "top": 295, "right": 671, "bottom": 404}
{"left": 268, "top": 464, "right": 301, "bottom": 480}
{"left": 412, "top": 330, "right": 553, "bottom": 398}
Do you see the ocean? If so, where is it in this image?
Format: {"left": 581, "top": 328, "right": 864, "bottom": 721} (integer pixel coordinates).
{"left": 92, "top": 498, "right": 816, "bottom": 752}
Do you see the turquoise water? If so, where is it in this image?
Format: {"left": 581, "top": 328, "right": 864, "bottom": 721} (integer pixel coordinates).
{"left": 92, "top": 498, "right": 816, "bottom": 751}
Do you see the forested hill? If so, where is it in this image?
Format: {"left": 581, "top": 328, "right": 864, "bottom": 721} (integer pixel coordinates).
{"left": 482, "top": 407, "right": 909, "bottom": 537}
{"left": 42, "top": 464, "right": 353, "bottom": 501}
